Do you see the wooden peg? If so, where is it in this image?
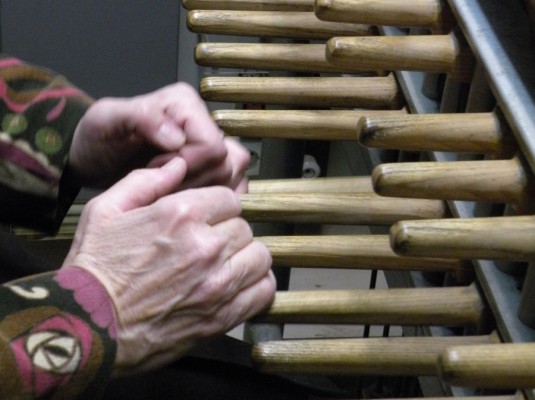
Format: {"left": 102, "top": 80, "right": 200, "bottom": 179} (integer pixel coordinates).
{"left": 201, "top": 74, "right": 402, "bottom": 108}
{"left": 438, "top": 343, "right": 535, "bottom": 389}
{"left": 372, "top": 157, "right": 535, "bottom": 213}
{"left": 195, "top": 42, "right": 375, "bottom": 74}
{"left": 390, "top": 215, "right": 535, "bottom": 261}
{"left": 326, "top": 31, "right": 474, "bottom": 81}
{"left": 256, "top": 235, "right": 466, "bottom": 274}
{"left": 249, "top": 176, "right": 374, "bottom": 194}
{"left": 241, "top": 193, "right": 446, "bottom": 225}
{"left": 315, "top": 0, "right": 454, "bottom": 33}
{"left": 254, "top": 284, "right": 484, "bottom": 327}
{"left": 187, "top": 10, "right": 375, "bottom": 40}
{"left": 182, "top": 0, "right": 314, "bottom": 11}
{"left": 213, "top": 109, "right": 405, "bottom": 140}
{"left": 357, "top": 112, "right": 516, "bottom": 156}
{"left": 252, "top": 334, "right": 498, "bottom": 375}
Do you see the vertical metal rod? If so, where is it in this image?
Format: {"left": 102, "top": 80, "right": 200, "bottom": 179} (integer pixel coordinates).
{"left": 362, "top": 269, "right": 378, "bottom": 338}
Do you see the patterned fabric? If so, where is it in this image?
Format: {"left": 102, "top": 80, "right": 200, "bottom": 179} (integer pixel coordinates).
{"left": 0, "top": 270, "right": 116, "bottom": 399}
{"left": 0, "top": 57, "right": 117, "bottom": 399}
{"left": 0, "top": 56, "right": 91, "bottom": 233}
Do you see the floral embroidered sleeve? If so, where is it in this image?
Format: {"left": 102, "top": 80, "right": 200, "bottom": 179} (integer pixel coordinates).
{"left": 0, "top": 269, "right": 117, "bottom": 399}
{"left": 0, "top": 57, "right": 118, "bottom": 399}
{"left": 0, "top": 56, "right": 90, "bottom": 233}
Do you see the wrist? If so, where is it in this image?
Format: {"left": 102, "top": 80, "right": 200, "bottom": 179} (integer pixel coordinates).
{"left": 55, "top": 267, "right": 117, "bottom": 339}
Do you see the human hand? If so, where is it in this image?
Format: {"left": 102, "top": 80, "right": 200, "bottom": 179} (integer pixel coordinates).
{"left": 61, "top": 157, "right": 275, "bottom": 375}
{"left": 68, "top": 82, "right": 250, "bottom": 191}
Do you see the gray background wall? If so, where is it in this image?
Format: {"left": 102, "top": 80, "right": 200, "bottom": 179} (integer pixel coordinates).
{"left": 0, "top": 1, "right": 185, "bottom": 98}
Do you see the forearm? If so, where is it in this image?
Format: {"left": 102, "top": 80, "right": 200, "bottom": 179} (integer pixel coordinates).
{"left": 0, "top": 56, "right": 93, "bottom": 233}
{"left": 0, "top": 268, "right": 116, "bottom": 399}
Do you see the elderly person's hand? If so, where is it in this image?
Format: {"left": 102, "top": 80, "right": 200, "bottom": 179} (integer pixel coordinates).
{"left": 61, "top": 157, "right": 275, "bottom": 375}
{"left": 68, "top": 82, "right": 250, "bottom": 192}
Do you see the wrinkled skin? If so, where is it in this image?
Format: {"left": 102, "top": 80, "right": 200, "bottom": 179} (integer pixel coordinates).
{"left": 62, "top": 158, "right": 275, "bottom": 376}
{"left": 69, "top": 82, "right": 249, "bottom": 192}
{"left": 64, "top": 83, "right": 271, "bottom": 375}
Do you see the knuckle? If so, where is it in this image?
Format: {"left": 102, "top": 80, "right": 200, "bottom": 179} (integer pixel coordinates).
{"left": 201, "top": 270, "right": 228, "bottom": 301}
{"left": 131, "top": 97, "right": 152, "bottom": 117}
{"left": 83, "top": 196, "right": 108, "bottom": 219}
{"left": 195, "top": 234, "right": 224, "bottom": 263}
{"left": 253, "top": 241, "right": 273, "bottom": 270}
{"left": 235, "top": 218, "right": 253, "bottom": 241}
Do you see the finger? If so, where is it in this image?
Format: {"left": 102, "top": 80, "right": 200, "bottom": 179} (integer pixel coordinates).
{"left": 219, "top": 270, "right": 276, "bottom": 333}
{"left": 215, "top": 240, "right": 273, "bottom": 303}
{"left": 123, "top": 96, "right": 187, "bottom": 151}
{"left": 163, "top": 83, "right": 224, "bottom": 148}
{"left": 210, "top": 217, "right": 253, "bottom": 261}
{"left": 97, "top": 157, "right": 187, "bottom": 213}
{"left": 165, "top": 185, "right": 242, "bottom": 225}
{"left": 92, "top": 98, "right": 186, "bottom": 151}
{"left": 149, "top": 120, "right": 186, "bottom": 151}
{"left": 146, "top": 152, "right": 178, "bottom": 169}
{"left": 178, "top": 140, "right": 229, "bottom": 176}
{"left": 224, "top": 137, "right": 251, "bottom": 190}
{"left": 178, "top": 156, "right": 233, "bottom": 190}
{"left": 234, "top": 177, "right": 249, "bottom": 194}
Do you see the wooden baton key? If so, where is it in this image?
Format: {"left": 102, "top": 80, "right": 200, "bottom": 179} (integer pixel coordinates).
{"left": 249, "top": 176, "right": 374, "bottom": 194}
{"left": 326, "top": 31, "right": 474, "bottom": 82}
{"left": 256, "top": 235, "right": 469, "bottom": 280}
{"left": 252, "top": 333, "right": 498, "bottom": 375}
{"left": 253, "top": 284, "right": 484, "bottom": 327}
{"left": 372, "top": 156, "right": 535, "bottom": 213}
{"left": 195, "top": 42, "right": 377, "bottom": 74}
{"left": 182, "top": 0, "right": 314, "bottom": 11}
{"left": 201, "top": 74, "right": 402, "bottom": 108}
{"left": 438, "top": 343, "right": 535, "bottom": 389}
{"left": 187, "top": 10, "right": 375, "bottom": 40}
{"left": 17, "top": 187, "right": 445, "bottom": 238}
{"left": 357, "top": 112, "right": 516, "bottom": 156}
{"left": 241, "top": 192, "right": 447, "bottom": 225}
{"left": 315, "top": 0, "right": 454, "bottom": 33}
{"left": 213, "top": 109, "right": 405, "bottom": 140}
{"left": 390, "top": 215, "right": 535, "bottom": 261}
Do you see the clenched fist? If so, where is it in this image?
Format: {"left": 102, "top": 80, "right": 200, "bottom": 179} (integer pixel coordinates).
{"left": 61, "top": 158, "right": 275, "bottom": 375}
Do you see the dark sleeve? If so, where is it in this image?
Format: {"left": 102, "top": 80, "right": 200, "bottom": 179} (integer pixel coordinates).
{"left": 0, "top": 268, "right": 117, "bottom": 399}
{"left": 0, "top": 56, "right": 94, "bottom": 233}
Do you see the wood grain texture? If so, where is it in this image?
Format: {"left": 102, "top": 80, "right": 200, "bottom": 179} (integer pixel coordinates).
{"left": 256, "top": 235, "right": 466, "bottom": 274}
{"left": 438, "top": 343, "right": 535, "bottom": 388}
{"left": 241, "top": 193, "right": 447, "bottom": 224}
{"left": 252, "top": 334, "right": 498, "bottom": 375}
{"left": 326, "top": 31, "right": 474, "bottom": 81}
{"left": 372, "top": 157, "right": 535, "bottom": 213}
{"left": 357, "top": 112, "right": 515, "bottom": 155}
{"left": 182, "top": 0, "right": 314, "bottom": 10}
{"left": 201, "top": 75, "right": 402, "bottom": 108}
{"left": 390, "top": 215, "right": 535, "bottom": 261}
{"left": 213, "top": 109, "right": 405, "bottom": 140}
{"left": 254, "top": 285, "right": 484, "bottom": 326}
{"left": 188, "top": 10, "right": 376, "bottom": 39}
{"left": 195, "top": 42, "right": 377, "bottom": 73}
{"left": 248, "top": 176, "right": 374, "bottom": 194}
{"left": 315, "top": 0, "right": 454, "bottom": 32}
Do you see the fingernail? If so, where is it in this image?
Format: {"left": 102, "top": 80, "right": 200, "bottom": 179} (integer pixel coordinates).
{"left": 156, "top": 122, "right": 186, "bottom": 148}
{"left": 162, "top": 156, "right": 186, "bottom": 171}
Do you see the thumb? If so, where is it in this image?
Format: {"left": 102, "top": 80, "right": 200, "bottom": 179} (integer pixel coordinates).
{"left": 98, "top": 98, "right": 186, "bottom": 151}
{"left": 98, "top": 157, "right": 187, "bottom": 213}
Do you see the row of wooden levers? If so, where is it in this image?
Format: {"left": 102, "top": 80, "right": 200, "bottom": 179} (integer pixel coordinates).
{"left": 27, "top": 0, "right": 533, "bottom": 398}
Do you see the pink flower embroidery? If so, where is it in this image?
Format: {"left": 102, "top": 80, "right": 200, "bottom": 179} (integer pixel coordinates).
{"left": 55, "top": 268, "right": 117, "bottom": 339}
